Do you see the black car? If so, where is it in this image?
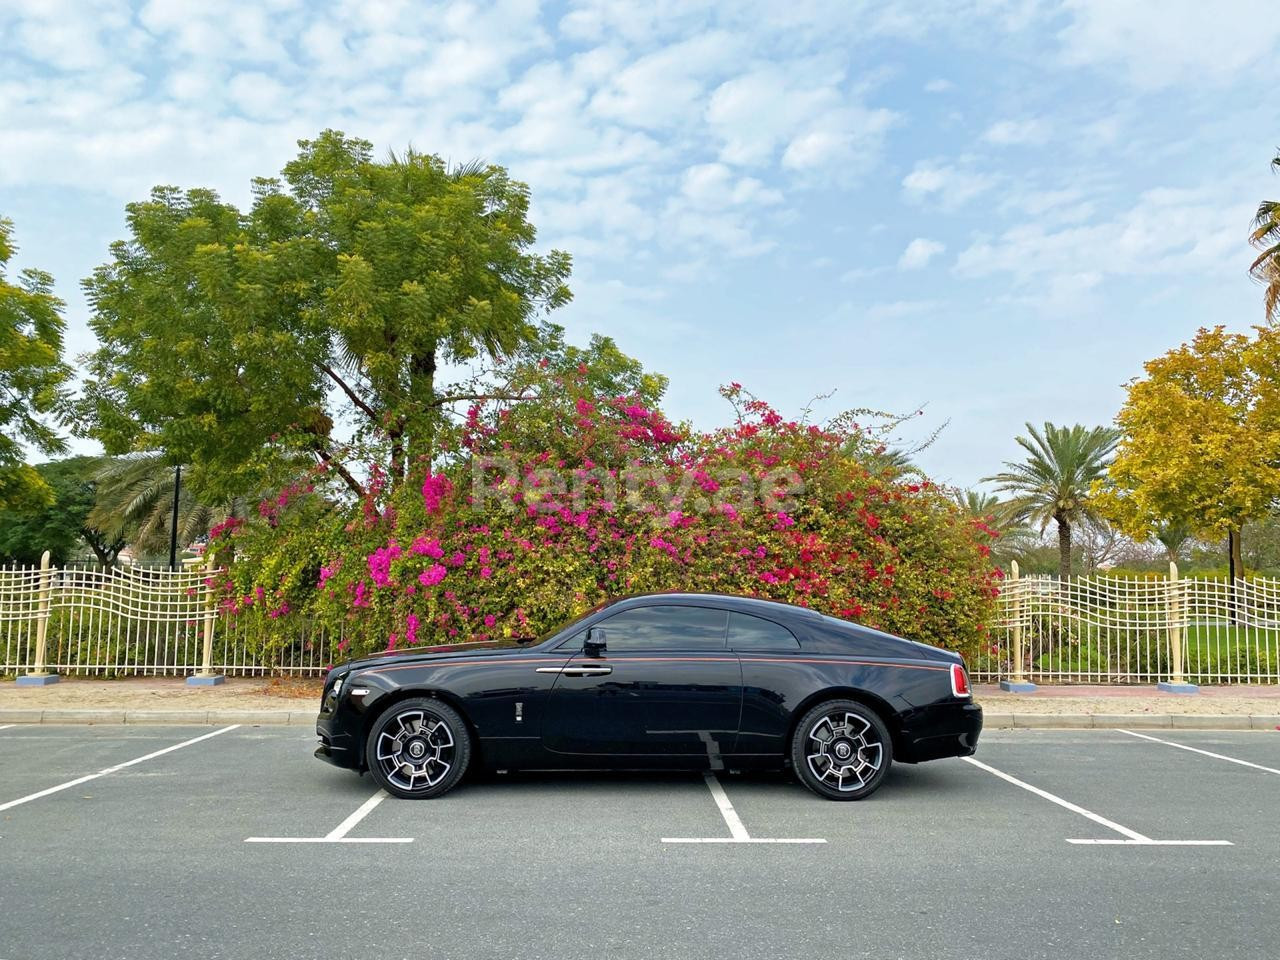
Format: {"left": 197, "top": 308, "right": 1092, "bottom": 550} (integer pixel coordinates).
{"left": 316, "top": 592, "right": 982, "bottom": 801}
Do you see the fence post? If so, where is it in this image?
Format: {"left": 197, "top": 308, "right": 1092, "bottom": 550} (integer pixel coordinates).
{"left": 1157, "top": 560, "right": 1198, "bottom": 694}
{"left": 186, "top": 552, "right": 225, "bottom": 686}
{"left": 16, "top": 551, "right": 60, "bottom": 686}
{"left": 999, "top": 560, "right": 1037, "bottom": 692}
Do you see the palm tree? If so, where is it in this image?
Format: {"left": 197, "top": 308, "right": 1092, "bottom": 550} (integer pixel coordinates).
{"left": 953, "top": 489, "right": 1000, "bottom": 518}
{"left": 862, "top": 446, "right": 920, "bottom": 479}
{"left": 89, "top": 455, "right": 245, "bottom": 558}
{"left": 983, "top": 423, "right": 1120, "bottom": 580}
{"left": 1154, "top": 519, "right": 1193, "bottom": 564}
{"left": 1250, "top": 152, "right": 1280, "bottom": 323}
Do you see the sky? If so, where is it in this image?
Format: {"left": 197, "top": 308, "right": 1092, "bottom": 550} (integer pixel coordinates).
{"left": 2, "top": 0, "right": 1278, "bottom": 490}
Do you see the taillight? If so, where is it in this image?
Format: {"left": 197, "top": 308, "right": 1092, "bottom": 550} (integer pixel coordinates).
{"left": 950, "top": 663, "right": 971, "bottom": 698}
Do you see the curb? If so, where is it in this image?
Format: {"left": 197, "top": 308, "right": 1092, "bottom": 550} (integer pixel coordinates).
{"left": 982, "top": 712, "right": 1280, "bottom": 731}
{"left": 0, "top": 709, "right": 1277, "bottom": 730}
{"left": 0, "top": 708, "right": 315, "bottom": 726}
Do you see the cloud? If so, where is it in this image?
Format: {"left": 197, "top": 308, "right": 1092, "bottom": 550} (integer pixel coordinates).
{"left": 954, "top": 185, "right": 1252, "bottom": 283}
{"left": 1058, "top": 0, "right": 1280, "bottom": 87}
{"left": 901, "top": 160, "right": 995, "bottom": 209}
{"left": 982, "top": 118, "right": 1048, "bottom": 146}
{"left": 898, "top": 238, "right": 945, "bottom": 270}
{"left": 707, "top": 63, "right": 898, "bottom": 176}
{"left": 865, "top": 299, "right": 942, "bottom": 321}
{"left": 923, "top": 78, "right": 953, "bottom": 93}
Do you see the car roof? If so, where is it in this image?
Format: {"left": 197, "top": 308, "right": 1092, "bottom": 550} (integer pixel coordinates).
{"left": 609, "top": 592, "right": 824, "bottom": 622}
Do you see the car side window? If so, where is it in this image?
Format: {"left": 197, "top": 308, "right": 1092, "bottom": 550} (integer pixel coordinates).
{"left": 597, "top": 605, "right": 729, "bottom": 651}
{"left": 727, "top": 611, "right": 800, "bottom": 651}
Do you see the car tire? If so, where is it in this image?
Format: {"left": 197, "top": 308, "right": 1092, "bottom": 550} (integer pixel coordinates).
{"left": 790, "top": 699, "right": 893, "bottom": 801}
{"left": 366, "top": 697, "right": 472, "bottom": 800}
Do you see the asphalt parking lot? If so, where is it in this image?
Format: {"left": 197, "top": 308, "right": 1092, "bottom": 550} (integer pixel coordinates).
{"left": 1, "top": 724, "right": 1277, "bottom": 960}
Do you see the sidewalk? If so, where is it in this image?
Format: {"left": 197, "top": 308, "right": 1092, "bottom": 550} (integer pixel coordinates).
{"left": 1, "top": 676, "right": 1278, "bottom": 729}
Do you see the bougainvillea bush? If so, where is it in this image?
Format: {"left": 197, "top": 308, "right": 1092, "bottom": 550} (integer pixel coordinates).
{"left": 217, "top": 370, "right": 1001, "bottom": 662}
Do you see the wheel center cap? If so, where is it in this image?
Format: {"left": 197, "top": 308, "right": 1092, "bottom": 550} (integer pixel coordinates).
{"left": 407, "top": 739, "right": 427, "bottom": 760}
{"left": 833, "top": 741, "right": 853, "bottom": 760}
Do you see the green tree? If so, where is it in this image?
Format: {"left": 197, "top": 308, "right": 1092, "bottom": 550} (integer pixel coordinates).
{"left": 0, "top": 456, "right": 125, "bottom": 565}
{"left": 1250, "top": 151, "right": 1280, "bottom": 323}
{"left": 1095, "top": 325, "right": 1280, "bottom": 579}
{"left": 89, "top": 454, "right": 246, "bottom": 558}
{"left": 983, "top": 422, "right": 1120, "bottom": 580}
{"left": 0, "top": 217, "right": 71, "bottom": 507}
{"left": 80, "top": 131, "right": 572, "bottom": 502}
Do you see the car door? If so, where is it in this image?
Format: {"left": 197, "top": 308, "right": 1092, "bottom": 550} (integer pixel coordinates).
{"left": 540, "top": 604, "right": 743, "bottom": 759}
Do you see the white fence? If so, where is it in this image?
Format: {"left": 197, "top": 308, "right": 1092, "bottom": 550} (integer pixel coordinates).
{"left": 974, "top": 562, "right": 1280, "bottom": 685}
{"left": 0, "top": 555, "right": 332, "bottom": 678}
{"left": 4, "top": 556, "right": 1278, "bottom": 685}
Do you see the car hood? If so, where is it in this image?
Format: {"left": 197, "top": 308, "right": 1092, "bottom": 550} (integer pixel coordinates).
{"left": 332, "top": 641, "right": 530, "bottom": 675}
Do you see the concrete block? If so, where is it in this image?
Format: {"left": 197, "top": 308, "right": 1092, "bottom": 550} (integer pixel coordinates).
{"left": 186, "top": 674, "right": 226, "bottom": 686}
{"left": 40, "top": 709, "right": 126, "bottom": 724}
{"left": 15, "top": 673, "right": 59, "bottom": 686}
{"left": 287, "top": 712, "right": 318, "bottom": 726}
{"left": 1013, "top": 713, "right": 1093, "bottom": 728}
{"left": 1249, "top": 715, "right": 1280, "bottom": 730}
{"left": 981, "top": 712, "right": 1015, "bottom": 728}
{"left": 206, "top": 711, "right": 289, "bottom": 725}
{"left": 125, "top": 710, "right": 211, "bottom": 725}
{"left": 1156, "top": 681, "right": 1200, "bottom": 695}
{"left": 0, "top": 709, "right": 42, "bottom": 724}
{"left": 1091, "top": 713, "right": 1173, "bottom": 729}
{"left": 998, "top": 680, "right": 1039, "bottom": 693}
{"left": 1170, "top": 714, "right": 1252, "bottom": 730}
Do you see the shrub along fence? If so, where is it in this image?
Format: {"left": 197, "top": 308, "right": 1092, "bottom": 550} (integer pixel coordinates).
{"left": 2, "top": 554, "right": 1278, "bottom": 685}
{"left": 0, "top": 553, "right": 332, "bottom": 679}
{"left": 972, "top": 562, "right": 1280, "bottom": 685}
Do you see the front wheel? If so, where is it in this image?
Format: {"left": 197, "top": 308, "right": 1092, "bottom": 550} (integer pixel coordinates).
{"left": 366, "top": 698, "right": 471, "bottom": 799}
{"left": 790, "top": 699, "right": 892, "bottom": 801}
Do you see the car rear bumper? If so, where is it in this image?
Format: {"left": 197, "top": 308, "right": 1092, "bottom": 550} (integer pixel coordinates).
{"left": 899, "top": 701, "right": 983, "bottom": 763}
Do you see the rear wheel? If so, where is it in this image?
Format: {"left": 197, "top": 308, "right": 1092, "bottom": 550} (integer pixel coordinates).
{"left": 790, "top": 699, "right": 892, "bottom": 801}
{"left": 366, "top": 697, "right": 471, "bottom": 799}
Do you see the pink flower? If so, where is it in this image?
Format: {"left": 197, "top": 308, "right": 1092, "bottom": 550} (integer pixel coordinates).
{"left": 418, "top": 564, "right": 448, "bottom": 587}
{"left": 483, "top": 614, "right": 496, "bottom": 628}
{"left": 480, "top": 566, "right": 493, "bottom": 579}
{"left": 367, "top": 540, "right": 401, "bottom": 588}
{"left": 421, "top": 473, "right": 454, "bottom": 515}
{"left": 410, "top": 536, "right": 444, "bottom": 558}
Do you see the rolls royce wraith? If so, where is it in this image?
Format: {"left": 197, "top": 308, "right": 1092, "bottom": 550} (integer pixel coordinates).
{"left": 315, "top": 592, "right": 982, "bottom": 801}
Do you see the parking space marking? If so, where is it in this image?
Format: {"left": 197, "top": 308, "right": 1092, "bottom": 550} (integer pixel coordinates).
{"left": 1118, "top": 729, "right": 1280, "bottom": 776}
{"left": 962, "top": 756, "right": 1232, "bottom": 847}
{"left": 0, "top": 725, "right": 240, "bottom": 813}
{"left": 0, "top": 724, "right": 14, "bottom": 731}
{"left": 661, "top": 774, "right": 827, "bottom": 844}
{"left": 245, "top": 789, "right": 413, "bottom": 844}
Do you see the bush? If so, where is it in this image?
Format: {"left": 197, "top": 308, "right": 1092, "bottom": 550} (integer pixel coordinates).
{"left": 219, "top": 376, "right": 1002, "bottom": 662}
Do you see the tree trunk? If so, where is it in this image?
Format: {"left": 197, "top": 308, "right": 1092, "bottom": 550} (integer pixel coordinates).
{"left": 1228, "top": 526, "right": 1244, "bottom": 625}
{"left": 1056, "top": 516, "right": 1072, "bottom": 582}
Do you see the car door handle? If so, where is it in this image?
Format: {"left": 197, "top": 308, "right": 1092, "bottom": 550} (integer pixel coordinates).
{"left": 536, "top": 664, "right": 613, "bottom": 676}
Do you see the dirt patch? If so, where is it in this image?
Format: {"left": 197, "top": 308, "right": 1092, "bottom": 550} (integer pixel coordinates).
{"left": 0, "top": 676, "right": 318, "bottom": 712}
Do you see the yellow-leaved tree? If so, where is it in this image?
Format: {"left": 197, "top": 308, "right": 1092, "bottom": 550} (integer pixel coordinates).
{"left": 1096, "top": 325, "right": 1280, "bottom": 579}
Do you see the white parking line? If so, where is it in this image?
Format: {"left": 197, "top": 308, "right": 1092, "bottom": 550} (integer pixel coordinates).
{"left": 662, "top": 774, "right": 827, "bottom": 845}
{"left": 0, "top": 724, "right": 14, "bottom": 731}
{"left": 0, "top": 725, "right": 240, "bottom": 813}
{"left": 1117, "top": 729, "right": 1280, "bottom": 775}
{"left": 961, "top": 756, "right": 1232, "bottom": 846}
{"left": 246, "top": 789, "right": 413, "bottom": 844}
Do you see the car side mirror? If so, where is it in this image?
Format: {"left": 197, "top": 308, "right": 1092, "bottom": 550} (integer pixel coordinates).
{"left": 584, "top": 627, "right": 607, "bottom": 656}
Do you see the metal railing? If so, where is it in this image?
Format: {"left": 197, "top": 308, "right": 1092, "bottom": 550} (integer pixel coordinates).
{"left": 4, "top": 554, "right": 1277, "bottom": 684}
{"left": 0, "top": 553, "right": 333, "bottom": 678}
{"left": 973, "top": 561, "right": 1280, "bottom": 685}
